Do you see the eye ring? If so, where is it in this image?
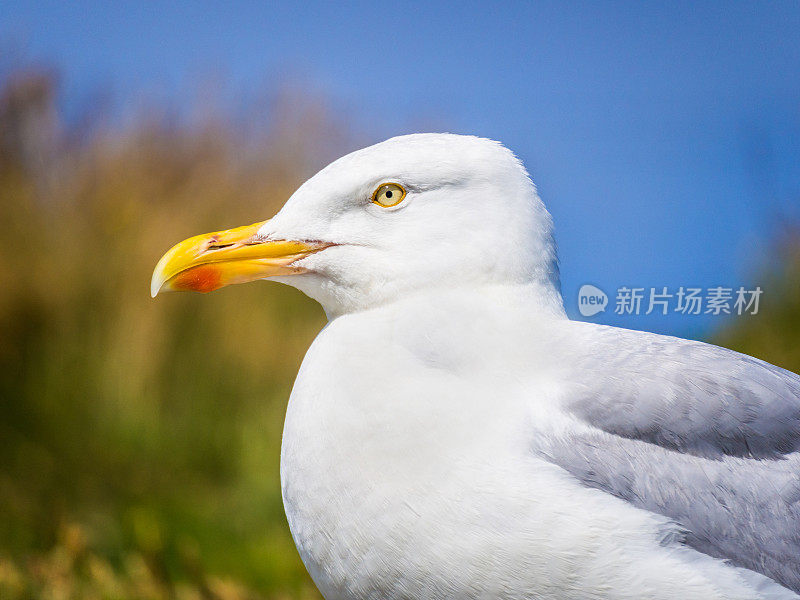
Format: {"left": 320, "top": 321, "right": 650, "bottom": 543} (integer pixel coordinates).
{"left": 371, "top": 182, "right": 407, "bottom": 208}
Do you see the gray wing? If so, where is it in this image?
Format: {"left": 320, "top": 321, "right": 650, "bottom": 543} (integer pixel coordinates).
{"left": 539, "top": 322, "right": 800, "bottom": 592}
{"left": 565, "top": 323, "right": 800, "bottom": 460}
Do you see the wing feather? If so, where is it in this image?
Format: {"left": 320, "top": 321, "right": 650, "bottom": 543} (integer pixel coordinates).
{"left": 564, "top": 323, "right": 800, "bottom": 460}
{"left": 538, "top": 322, "right": 800, "bottom": 592}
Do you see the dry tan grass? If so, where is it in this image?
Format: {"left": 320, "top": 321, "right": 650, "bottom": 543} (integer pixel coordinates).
{"left": 0, "top": 67, "right": 362, "bottom": 599}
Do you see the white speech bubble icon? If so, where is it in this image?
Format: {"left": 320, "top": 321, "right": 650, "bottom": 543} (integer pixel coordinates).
{"left": 577, "top": 284, "right": 608, "bottom": 317}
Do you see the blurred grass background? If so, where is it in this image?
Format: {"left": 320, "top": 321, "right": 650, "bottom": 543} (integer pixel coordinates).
{"left": 0, "top": 66, "right": 341, "bottom": 599}
{"left": 0, "top": 64, "right": 798, "bottom": 600}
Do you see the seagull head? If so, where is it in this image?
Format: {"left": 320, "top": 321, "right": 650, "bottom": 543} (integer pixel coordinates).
{"left": 151, "top": 133, "right": 561, "bottom": 316}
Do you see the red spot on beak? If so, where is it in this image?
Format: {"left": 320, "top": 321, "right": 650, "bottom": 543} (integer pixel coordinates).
{"left": 172, "top": 265, "right": 223, "bottom": 293}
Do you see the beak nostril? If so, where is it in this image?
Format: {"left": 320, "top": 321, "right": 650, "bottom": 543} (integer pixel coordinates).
{"left": 207, "top": 243, "right": 234, "bottom": 251}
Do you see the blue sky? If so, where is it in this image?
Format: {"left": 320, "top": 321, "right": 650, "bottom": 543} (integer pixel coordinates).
{"left": 5, "top": 1, "right": 800, "bottom": 338}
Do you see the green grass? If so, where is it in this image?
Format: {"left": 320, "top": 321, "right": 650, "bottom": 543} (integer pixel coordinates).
{"left": 0, "top": 68, "right": 331, "bottom": 599}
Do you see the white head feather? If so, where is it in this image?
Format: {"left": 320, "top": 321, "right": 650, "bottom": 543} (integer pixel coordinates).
{"left": 260, "top": 133, "right": 562, "bottom": 317}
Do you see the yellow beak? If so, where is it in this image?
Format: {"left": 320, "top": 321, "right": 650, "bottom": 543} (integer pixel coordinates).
{"left": 150, "top": 220, "right": 328, "bottom": 297}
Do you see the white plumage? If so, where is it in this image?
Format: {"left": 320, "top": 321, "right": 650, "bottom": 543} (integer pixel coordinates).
{"left": 156, "top": 134, "right": 800, "bottom": 599}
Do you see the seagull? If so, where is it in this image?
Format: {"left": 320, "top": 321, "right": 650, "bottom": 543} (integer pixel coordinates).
{"left": 151, "top": 134, "right": 800, "bottom": 599}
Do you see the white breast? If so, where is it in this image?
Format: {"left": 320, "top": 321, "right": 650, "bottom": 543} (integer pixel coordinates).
{"left": 279, "top": 294, "right": 786, "bottom": 600}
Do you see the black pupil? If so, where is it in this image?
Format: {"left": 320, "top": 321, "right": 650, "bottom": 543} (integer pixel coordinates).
{"left": 385, "top": 190, "right": 393, "bottom": 198}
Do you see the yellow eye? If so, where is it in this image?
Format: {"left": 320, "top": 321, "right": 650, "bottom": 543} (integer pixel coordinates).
{"left": 371, "top": 183, "right": 406, "bottom": 207}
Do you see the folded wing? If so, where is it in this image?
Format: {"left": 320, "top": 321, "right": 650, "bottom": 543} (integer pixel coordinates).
{"left": 539, "top": 322, "right": 800, "bottom": 592}
{"left": 565, "top": 323, "right": 800, "bottom": 460}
